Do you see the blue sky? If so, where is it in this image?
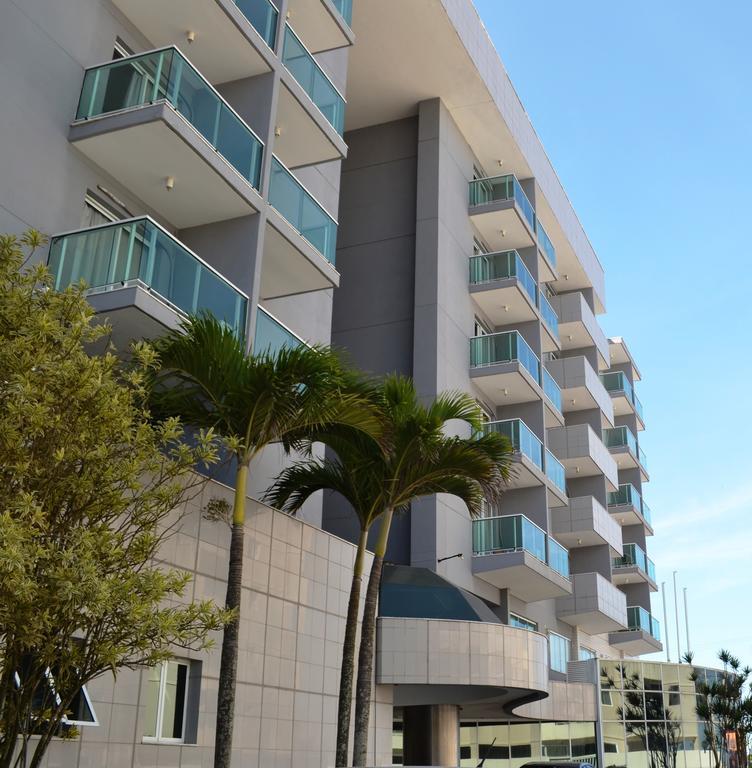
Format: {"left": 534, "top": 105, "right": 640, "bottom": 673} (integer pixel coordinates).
{"left": 474, "top": 0, "right": 752, "bottom": 667}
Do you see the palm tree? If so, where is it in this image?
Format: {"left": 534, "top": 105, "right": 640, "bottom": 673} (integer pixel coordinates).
{"left": 266, "top": 375, "right": 513, "bottom": 767}
{"left": 149, "top": 314, "right": 378, "bottom": 768}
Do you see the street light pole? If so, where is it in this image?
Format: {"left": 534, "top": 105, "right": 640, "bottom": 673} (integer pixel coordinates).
{"left": 673, "top": 571, "right": 681, "bottom": 660}
{"left": 662, "top": 582, "right": 671, "bottom": 662}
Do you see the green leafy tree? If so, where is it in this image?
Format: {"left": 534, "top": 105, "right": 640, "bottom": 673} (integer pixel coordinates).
{"left": 148, "top": 316, "right": 379, "bottom": 768}
{"left": 686, "top": 650, "right": 752, "bottom": 768}
{"left": 0, "top": 232, "right": 227, "bottom": 768}
{"left": 267, "top": 375, "right": 512, "bottom": 766}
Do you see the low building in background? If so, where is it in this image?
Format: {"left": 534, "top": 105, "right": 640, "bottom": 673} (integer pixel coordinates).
{"left": 392, "top": 660, "right": 723, "bottom": 768}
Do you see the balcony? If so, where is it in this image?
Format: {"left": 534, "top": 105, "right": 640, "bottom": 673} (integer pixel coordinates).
{"left": 278, "top": 25, "right": 348, "bottom": 167}
{"left": 538, "top": 292, "right": 560, "bottom": 352}
{"left": 263, "top": 157, "right": 339, "bottom": 297}
{"left": 47, "top": 217, "right": 247, "bottom": 345}
{"left": 483, "top": 420, "right": 545, "bottom": 489}
{"left": 254, "top": 307, "right": 305, "bottom": 355}
{"left": 468, "top": 174, "right": 536, "bottom": 253}
{"left": 285, "top": 0, "right": 354, "bottom": 55}
{"left": 608, "top": 337, "right": 641, "bottom": 382}
{"left": 70, "top": 47, "right": 264, "bottom": 228}
{"left": 551, "top": 495, "right": 623, "bottom": 553}
{"left": 542, "top": 368, "right": 564, "bottom": 428}
{"left": 557, "top": 572, "right": 628, "bottom": 634}
{"left": 612, "top": 543, "right": 657, "bottom": 589}
{"left": 472, "top": 514, "right": 572, "bottom": 602}
{"left": 468, "top": 250, "right": 538, "bottom": 325}
{"left": 545, "top": 449, "right": 568, "bottom": 505}
{"left": 546, "top": 423, "right": 619, "bottom": 490}
{"left": 545, "top": 355, "right": 614, "bottom": 426}
{"left": 602, "top": 426, "right": 648, "bottom": 480}
{"left": 111, "top": 0, "right": 278, "bottom": 83}
{"left": 549, "top": 292, "right": 609, "bottom": 369}
{"left": 609, "top": 606, "right": 662, "bottom": 655}
{"left": 600, "top": 371, "right": 644, "bottom": 428}
{"left": 535, "top": 219, "right": 557, "bottom": 281}
{"left": 469, "top": 331, "right": 541, "bottom": 406}
{"left": 376, "top": 617, "right": 548, "bottom": 707}
{"left": 607, "top": 483, "right": 653, "bottom": 532}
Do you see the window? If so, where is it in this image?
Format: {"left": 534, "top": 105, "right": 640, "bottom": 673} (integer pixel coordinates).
{"left": 143, "top": 660, "right": 189, "bottom": 743}
{"left": 15, "top": 667, "right": 98, "bottom": 729}
{"left": 81, "top": 193, "right": 119, "bottom": 228}
{"left": 113, "top": 38, "right": 134, "bottom": 59}
{"left": 472, "top": 165, "right": 486, "bottom": 181}
{"left": 509, "top": 613, "right": 538, "bottom": 632}
{"left": 473, "top": 237, "right": 488, "bottom": 255}
{"left": 579, "top": 647, "right": 597, "bottom": 661}
{"left": 549, "top": 631, "right": 570, "bottom": 673}
{"left": 474, "top": 316, "right": 490, "bottom": 337}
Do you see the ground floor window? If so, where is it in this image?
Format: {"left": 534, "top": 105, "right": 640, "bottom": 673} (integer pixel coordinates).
{"left": 143, "top": 660, "right": 190, "bottom": 743}
{"left": 549, "top": 631, "right": 570, "bottom": 673}
{"left": 509, "top": 613, "right": 538, "bottom": 632}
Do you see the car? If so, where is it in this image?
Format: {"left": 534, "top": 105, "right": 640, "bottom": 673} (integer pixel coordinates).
{"left": 519, "top": 762, "right": 595, "bottom": 768}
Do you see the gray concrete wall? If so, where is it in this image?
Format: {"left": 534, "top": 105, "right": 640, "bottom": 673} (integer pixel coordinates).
{"left": 331, "top": 117, "right": 419, "bottom": 377}
{"left": 41, "top": 483, "right": 393, "bottom": 768}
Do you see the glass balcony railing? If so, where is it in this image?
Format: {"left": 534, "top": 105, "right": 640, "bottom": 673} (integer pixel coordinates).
{"left": 282, "top": 25, "right": 345, "bottom": 135}
{"left": 545, "top": 449, "right": 566, "bottom": 494}
{"left": 535, "top": 219, "right": 557, "bottom": 267}
{"left": 634, "top": 393, "right": 645, "bottom": 422}
{"left": 254, "top": 307, "right": 304, "bottom": 356}
{"left": 603, "top": 425, "right": 638, "bottom": 455}
{"left": 470, "top": 331, "right": 540, "bottom": 381}
{"left": 233, "top": 0, "right": 279, "bottom": 48}
{"left": 332, "top": 0, "right": 353, "bottom": 27}
{"left": 472, "top": 514, "right": 570, "bottom": 579}
{"left": 613, "top": 543, "right": 655, "bottom": 582}
{"left": 641, "top": 499, "right": 652, "bottom": 526}
{"left": 484, "top": 419, "right": 543, "bottom": 470}
{"left": 625, "top": 606, "right": 661, "bottom": 641}
{"left": 269, "top": 157, "right": 337, "bottom": 264}
{"left": 76, "top": 47, "right": 264, "bottom": 190}
{"left": 468, "top": 174, "right": 536, "bottom": 233}
{"left": 539, "top": 292, "right": 559, "bottom": 335}
{"left": 627, "top": 606, "right": 651, "bottom": 633}
{"left": 607, "top": 484, "right": 652, "bottom": 526}
{"left": 47, "top": 217, "right": 248, "bottom": 337}
{"left": 468, "top": 250, "right": 537, "bottom": 305}
{"left": 542, "top": 367, "right": 562, "bottom": 412}
{"left": 473, "top": 514, "right": 544, "bottom": 561}
{"left": 650, "top": 614, "right": 661, "bottom": 641}
{"left": 548, "top": 538, "right": 570, "bottom": 578}
{"left": 638, "top": 445, "right": 648, "bottom": 470}
{"left": 600, "top": 371, "right": 644, "bottom": 422}
{"left": 607, "top": 483, "right": 641, "bottom": 509}
{"left": 600, "top": 370, "right": 634, "bottom": 400}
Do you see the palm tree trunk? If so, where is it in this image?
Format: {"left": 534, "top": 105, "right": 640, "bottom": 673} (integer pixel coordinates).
{"left": 352, "top": 508, "right": 394, "bottom": 767}
{"left": 335, "top": 527, "right": 369, "bottom": 767}
{"left": 213, "top": 462, "right": 248, "bottom": 768}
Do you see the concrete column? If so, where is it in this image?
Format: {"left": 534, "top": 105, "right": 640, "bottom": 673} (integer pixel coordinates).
{"left": 402, "top": 704, "right": 459, "bottom": 767}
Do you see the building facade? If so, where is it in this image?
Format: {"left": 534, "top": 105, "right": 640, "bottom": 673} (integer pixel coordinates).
{"left": 1, "top": 0, "right": 664, "bottom": 765}
{"left": 323, "top": 0, "right": 661, "bottom": 762}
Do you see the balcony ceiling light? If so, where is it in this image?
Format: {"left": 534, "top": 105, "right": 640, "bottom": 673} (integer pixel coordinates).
{"left": 186, "top": 30, "right": 196, "bottom": 43}
{"left": 165, "top": 176, "right": 175, "bottom": 191}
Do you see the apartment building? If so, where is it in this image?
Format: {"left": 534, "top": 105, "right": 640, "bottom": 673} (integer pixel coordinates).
{"left": 0, "top": 0, "right": 662, "bottom": 765}
{"left": 324, "top": 0, "right": 661, "bottom": 764}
